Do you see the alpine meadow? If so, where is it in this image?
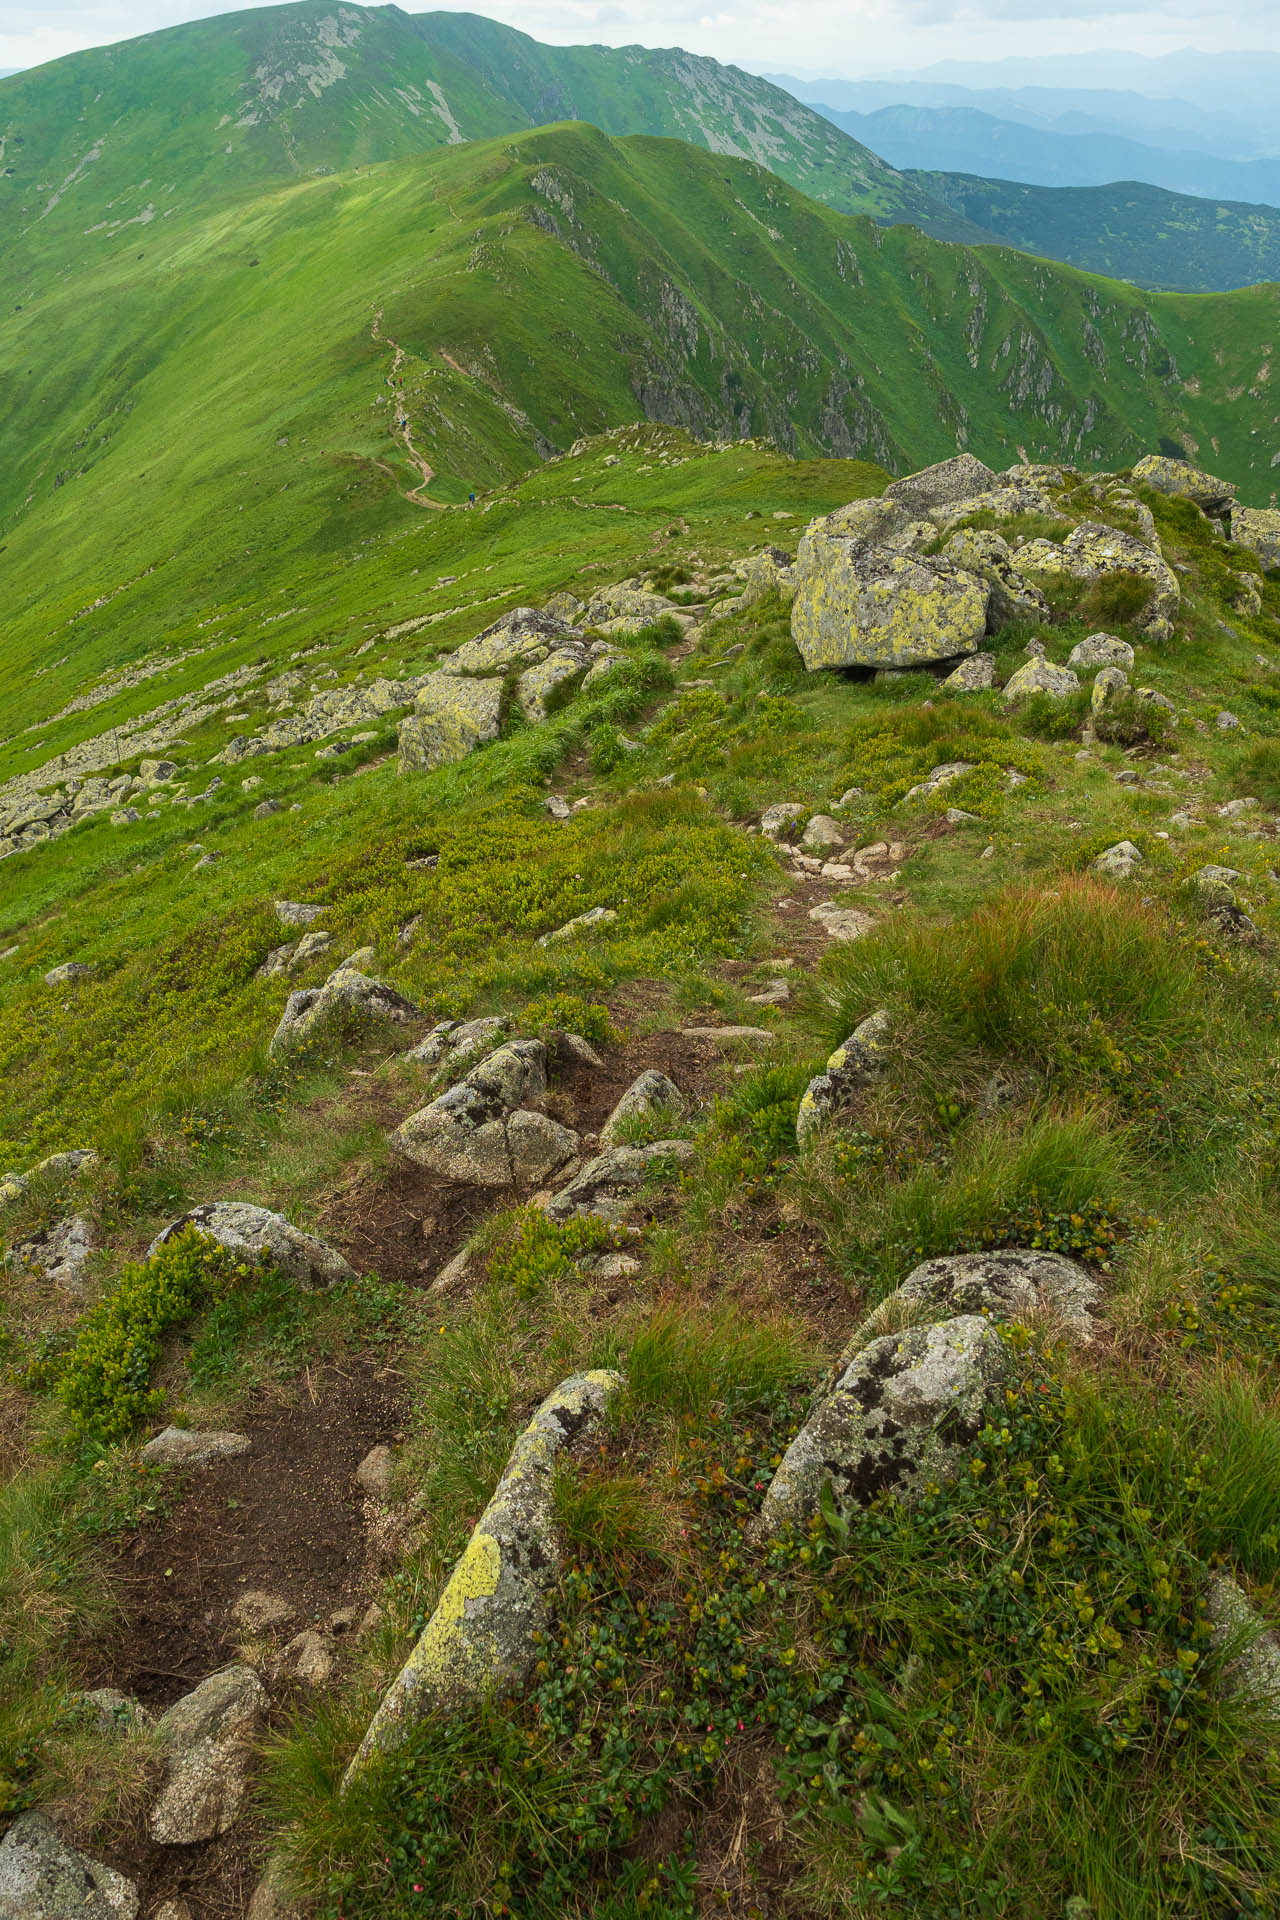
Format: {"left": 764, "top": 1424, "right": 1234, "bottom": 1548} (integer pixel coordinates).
{"left": 3, "top": 6, "right": 1280, "bottom": 1920}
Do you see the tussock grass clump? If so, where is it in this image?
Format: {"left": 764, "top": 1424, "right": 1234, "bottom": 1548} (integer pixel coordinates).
{"left": 624, "top": 1307, "right": 817, "bottom": 1420}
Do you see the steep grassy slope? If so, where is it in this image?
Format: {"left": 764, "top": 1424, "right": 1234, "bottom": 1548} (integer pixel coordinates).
{"left": 0, "top": 0, "right": 969, "bottom": 258}
{"left": 910, "top": 171, "right": 1280, "bottom": 292}
{"left": 4, "top": 122, "right": 1280, "bottom": 771}
{"left": 4, "top": 428, "right": 1280, "bottom": 1916}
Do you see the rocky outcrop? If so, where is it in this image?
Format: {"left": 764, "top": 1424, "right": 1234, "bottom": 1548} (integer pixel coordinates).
{"left": 1131, "top": 454, "right": 1236, "bottom": 518}
{"left": 398, "top": 673, "right": 503, "bottom": 773}
{"left": 405, "top": 1015, "right": 510, "bottom": 1075}
{"left": 883, "top": 454, "right": 997, "bottom": 518}
{"left": 752, "top": 1316, "right": 1011, "bottom": 1540}
{"left": 543, "top": 1140, "right": 696, "bottom": 1223}
{"left": 268, "top": 965, "right": 418, "bottom": 1056}
{"left": 1231, "top": 507, "right": 1280, "bottom": 573}
{"left": 390, "top": 1040, "right": 579, "bottom": 1187}
{"left": 0, "top": 1811, "right": 138, "bottom": 1920}
{"left": 0, "top": 1147, "right": 99, "bottom": 1207}
{"left": 891, "top": 1248, "right": 1098, "bottom": 1335}
{"left": 146, "top": 1201, "right": 356, "bottom": 1290}
{"left": 1011, "top": 522, "right": 1180, "bottom": 641}
{"left": 1067, "top": 632, "right": 1134, "bottom": 671}
{"left": 1002, "top": 657, "right": 1080, "bottom": 702}
{"left": 942, "top": 528, "right": 1050, "bottom": 627}
{"left": 599, "top": 1070, "right": 685, "bottom": 1147}
{"left": 441, "top": 607, "right": 581, "bottom": 677}
{"left": 343, "top": 1369, "right": 623, "bottom": 1781}
{"left": 148, "top": 1666, "right": 267, "bottom": 1845}
{"left": 791, "top": 517, "right": 990, "bottom": 671}
{"left": 1093, "top": 840, "right": 1143, "bottom": 878}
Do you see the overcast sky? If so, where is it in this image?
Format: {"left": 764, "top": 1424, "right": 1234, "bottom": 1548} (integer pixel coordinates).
{"left": 3, "top": 0, "right": 1280, "bottom": 82}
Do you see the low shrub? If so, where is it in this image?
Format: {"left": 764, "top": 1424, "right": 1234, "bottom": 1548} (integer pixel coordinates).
{"left": 486, "top": 1211, "right": 613, "bottom": 1300}
{"left": 517, "top": 993, "right": 617, "bottom": 1047}
{"left": 1092, "top": 690, "right": 1174, "bottom": 749}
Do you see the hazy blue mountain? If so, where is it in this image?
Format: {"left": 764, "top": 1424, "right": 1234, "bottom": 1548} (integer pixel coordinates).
{"left": 810, "top": 102, "right": 1280, "bottom": 206}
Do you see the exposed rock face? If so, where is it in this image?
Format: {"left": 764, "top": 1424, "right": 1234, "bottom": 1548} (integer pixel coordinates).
{"left": 147, "top": 1201, "right": 356, "bottom": 1290}
{"left": 1231, "top": 507, "right": 1280, "bottom": 572}
{"left": 796, "top": 1010, "right": 890, "bottom": 1147}
{"left": 344, "top": 1370, "right": 624, "bottom": 1781}
{"left": 883, "top": 454, "right": 997, "bottom": 518}
{"left": 930, "top": 481, "right": 1054, "bottom": 533}
{"left": 942, "top": 528, "right": 1050, "bottom": 627}
{"left": 268, "top": 965, "right": 418, "bottom": 1056}
{"left": 1002, "top": 657, "right": 1080, "bottom": 702}
{"left": 1205, "top": 1574, "right": 1280, "bottom": 1713}
{"left": 1011, "top": 522, "right": 1180, "bottom": 641}
{"left": 141, "top": 1427, "right": 251, "bottom": 1470}
{"left": 0, "top": 1811, "right": 138, "bottom": 1920}
{"left": 1067, "top": 632, "right": 1134, "bottom": 671}
{"left": 600, "top": 1070, "right": 685, "bottom": 1147}
{"left": 1092, "top": 666, "right": 1129, "bottom": 711}
{"left": 398, "top": 673, "right": 503, "bottom": 773}
{"left": 893, "top": 1249, "right": 1099, "bottom": 1333}
{"left": 0, "top": 1147, "right": 99, "bottom": 1208}
{"left": 516, "top": 649, "right": 587, "bottom": 722}
{"left": 441, "top": 607, "right": 581, "bottom": 677}
{"left": 752, "top": 1316, "right": 1011, "bottom": 1540}
{"left": 584, "top": 584, "right": 675, "bottom": 627}
{"left": 792, "top": 519, "right": 990, "bottom": 670}
{"left": 942, "top": 653, "right": 996, "bottom": 692}
{"left": 404, "top": 1015, "right": 510, "bottom": 1075}
{"left": 1131, "top": 455, "right": 1236, "bottom": 518}
{"left": 543, "top": 1140, "right": 696, "bottom": 1224}
{"left": 148, "top": 1666, "right": 267, "bottom": 1845}
{"left": 390, "top": 1040, "right": 579, "bottom": 1187}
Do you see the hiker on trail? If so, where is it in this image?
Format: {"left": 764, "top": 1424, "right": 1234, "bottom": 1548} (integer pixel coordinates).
{"left": 468, "top": 490, "right": 476, "bottom": 507}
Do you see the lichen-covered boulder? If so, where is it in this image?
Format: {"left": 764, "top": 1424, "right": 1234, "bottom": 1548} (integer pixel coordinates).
{"left": 404, "top": 1016, "right": 510, "bottom": 1074}
{"left": 1067, "top": 632, "right": 1134, "bottom": 671}
{"left": 942, "top": 653, "right": 996, "bottom": 692}
{"left": 752, "top": 1316, "right": 1011, "bottom": 1540}
{"left": 441, "top": 607, "right": 580, "bottom": 677}
{"left": 0, "top": 1147, "right": 99, "bottom": 1208}
{"left": 268, "top": 966, "right": 418, "bottom": 1056}
{"left": 1093, "top": 840, "right": 1143, "bottom": 878}
{"left": 760, "top": 802, "right": 807, "bottom": 840}
{"left": 146, "top": 1201, "right": 355, "bottom": 1290}
{"left": 516, "top": 649, "right": 587, "bottom": 722}
{"left": 894, "top": 1248, "right": 1098, "bottom": 1332}
{"left": 942, "top": 528, "right": 1049, "bottom": 627}
{"left": 390, "top": 1041, "right": 579, "bottom": 1187}
{"left": 538, "top": 906, "right": 617, "bottom": 947}
{"left": 149, "top": 1665, "right": 267, "bottom": 1845}
{"left": 736, "top": 545, "right": 796, "bottom": 604}
{"left": 543, "top": 1140, "right": 696, "bottom": 1224}
{"left": 1205, "top": 1574, "right": 1280, "bottom": 1713}
{"left": 1131, "top": 455, "right": 1236, "bottom": 518}
{"left": 901, "top": 760, "right": 974, "bottom": 805}
{"left": 600, "top": 1070, "right": 685, "bottom": 1147}
{"left": 1002, "top": 657, "right": 1080, "bottom": 703}
{"left": 932, "top": 482, "right": 1055, "bottom": 535}
{"left": 1190, "top": 863, "right": 1243, "bottom": 902}
{"left": 1092, "top": 666, "right": 1129, "bottom": 711}
{"left": 1011, "top": 523, "right": 1180, "bottom": 642}
{"left": 584, "top": 585, "right": 674, "bottom": 627}
{"left": 12, "top": 1213, "right": 95, "bottom": 1294}
{"left": 1231, "top": 507, "right": 1280, "bottom": 572}
{"left": 141, "top": 1427, "right": 251, "bottom": 1467}
{"left": 0, "top": 1811, "right": 138, "bottom": 1920}
{"left": 343, "top": 1370, "right": 623, "bottom": 1781}
{"left": 883, "top": 454, "right": 997, "bottom": 518}
{"left": 796, "top": 1010, "right": 890, "bottom": 1148}
{"left": 791, "top": 517, "right": 990, "bottom": 670}
{"left": 817, "top": 497, "right": 930, "bottom": 551}
{"left": 398, "top": 673, "right": 503, "bottom": 773}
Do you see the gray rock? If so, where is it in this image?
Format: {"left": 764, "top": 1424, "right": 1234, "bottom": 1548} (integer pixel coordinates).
{"left": 274, "top": 900, "right": 325, "bottom": 928}
{"left": 1011, "top": 522, "right": 1180, "bottom": 643}
{"left": 149, "top": 1665, "right": 267, "bottom": 1845}
{"left": 391, "top": 1041, "right": 578, "bottom": 1188}
{"left": 752, "top": 1316, "right": 1011, "bottom": 1540}
{"left": 1190, "top": 864, "right": 1243, "bottom": 901}
{"left": 516, "top": 649, "right": 587, "bottom": 723}
{"left": 343, "top": 1371, "right": 624, "bottom": 1780}
{"left": 537, "top": 906, "right": 617, "bottom": 947}
{"left": 230, "top": 1590, "right": 294, "bottom": 1632}
{"left": 0, "top": 1811, "right": 138, "bottom": 1920}
{"left": 77, "top": 1688, "right": 153, "bottom": 1736}
{"left": 796, "top": 1010, "right": 891, "bottom": 1147}
{"left": 147, "top": 1201, "right": 355, "bottom": 1290}
{"left": 600, "top": 1070, "right": 685, "bottom": 1147}
{"left": 942, "top": 527, "right": 1049, "bottom": 626}
{"left": 883, "top": 454, "right": 997, "bottom": 518}
{"left": 791, "top": 524, "right": 989, "bottom": 672}
{"left": 0, "top": 1147, "right": 98, "bottom": 1208}
{"left": 11, "top": 1213, "right": 94, "bottom": 1294}
{"left": 269, "top": 966, "right": 418, "bottom": 1056}
{"left": 1131, "top": 454, "right": 1236, "bottom": 518}
{"left": 680, "top": 1026, "right": 776, "bottom": 1046}
{"left": 253, "top": 800, "right": 282, "bottom": 820}
{"left": 1205, "top": 1574, "right": 1280, "bottom": 1713}
{"left": 397, "top": 674, "right": 503, "bottom": 773}
{"left": 356, "top": 1444, "right": 394, "bottom": 1501}
{"left": 1217, "top": 710, "right": 1242, "bottom": 731}
{"left": 1230, "top": 506, "right": 1280, "bottom": 572}
{"left": 760, "top": 802, "right": 806, "bottom": 840}
{"left": 808, "top": 901, "right": 877, "bottom": 942}
{"left": 404, "top": 1015, "right": 510, "bottom": 1074}
{"left": 141, "top": 1427, "right": 251, "bottom": 1468}
{"left": 543, "top": 1140, "right": 696, "bottom": 1224}
{"left": 43, "top": 961, "right": 94, "bottom": 987}
{"left": 1002, "top": 657, "right": 1080, "bottom": 703}
{"left": 941, "top": 652, "right": 996, "bottom": 692}
{"left": 800, "top": 814, "right": 843, "bottom": 850}
{"left": 1067, "top": 632, "right": 1134, "bottom": 672}
{"left": 279, "top": 1630, "right": 334, "bottom": 1687}
{"left": 894, "top": 1248, "right": 1098, "bottom": 1333}
{"left": 1092, "top": 840, "right": 1143, "bottom": 878}
{"left": 901, "top": 760, "right": 974, "bottom": 806}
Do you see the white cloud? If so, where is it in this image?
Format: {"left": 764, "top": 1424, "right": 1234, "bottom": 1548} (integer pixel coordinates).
{"left": 2, "top": 0, "right": 1279, "bottom": 84}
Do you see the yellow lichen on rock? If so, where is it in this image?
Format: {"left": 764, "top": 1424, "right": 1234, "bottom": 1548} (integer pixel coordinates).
{"left": 397, "top": 672, "right": 503, "bottom": 772}
{"left": 791, "top": 517, "right": 990, "bottom": 670}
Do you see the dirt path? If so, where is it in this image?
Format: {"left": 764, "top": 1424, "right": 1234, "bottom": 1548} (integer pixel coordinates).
{"left": 370, "top": 308, "right": 447, "bottom": 511}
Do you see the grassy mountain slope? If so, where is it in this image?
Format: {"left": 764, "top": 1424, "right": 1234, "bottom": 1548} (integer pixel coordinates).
{"left": 812, "top": 99, "right": 1280, "bottom": 212}
{"left": 908, "top": 170, "right": 1280, "bottom": 293}
{"left": 0, "top": 0, "right": 970, "bottom": 259}
{"left": 4, "top": 422, "right": 1280, "bottom": 1918}
{"left": 4, "top": 123, "right": 1280, "bottom": 759}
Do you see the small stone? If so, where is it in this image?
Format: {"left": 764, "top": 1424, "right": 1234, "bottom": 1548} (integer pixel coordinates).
{"left": 1217, "top": 710, "right": 1242, "bottom": 731}
{"left": 545, "top": 795, "right": 573, "bottom": 819}
{"left": 1092, "top": 841, "right": 1143, "bottom": 878}
{"left": 149, "top": 1665, "right": 267, "bottom": 1845}
{"left": 537, "top": 906, "right": 617, "bottom": 947}
{"left": 253, "top": 799, "right": 282, "bottom": 820}
{"left": 78, "top": 1688, "right": 153, "bottom": 1736}
{"left": 231, "top": 1590, "right": 294, "bottom": 1632}
{"left": 808, "top": 901, "right": 876, "bottom": 941}
{"left": 1067, "top": 632, "right": 1134, "bottom": 672}
{"left": 760, "top": 802, "right": 806, "bottom": 840}
{"left": 279, "top": 1630, "right": 335, "bottom": 1687}
{"left": 328, "top": 1607, "right": 361, "bottom": 1634}
{"left": 274, "top": 900, "right": 326, "bottom": 928}
{"left": 1002, "top": 657, "right": 1080, "bottom": 702}
{"left": 800, "top": 814, "right": 843, "bottom": 850}
{"left": 1190, "top": 863, "right": 1243, "bottom": 901}
{"left": 1091, "top": 666, "right": 1129, "bottom": 712}
{"left": 941, "top": 652, "right": 996, "bottom": 692}
{"left": 141, "top": 1428, "right": 250, "bottom": 1468}
{"left": 600, "top": 1070, "right": 685, "bottom": 1146}
{"left": 43, "top": 961, "right": 95, "bottom": 986}
{"left": 679, "top": 1026, "right": 776, "bottom": 1046}
{"left": 593, "top": 1252, "right": 641, "bottom": 1281}
{"left": 152, "top": 1902, "right": 193, "bottom": 1920}
{"left": 356, "top": 1445, "right": 394, "bottom": 1501}
{"left": 1218, "top": 798, "right": 1259, "bottom": 818}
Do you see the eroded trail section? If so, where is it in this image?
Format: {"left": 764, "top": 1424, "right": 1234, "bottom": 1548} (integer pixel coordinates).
{"left": 371, "top": 308, "right": 445, "bottom": 509}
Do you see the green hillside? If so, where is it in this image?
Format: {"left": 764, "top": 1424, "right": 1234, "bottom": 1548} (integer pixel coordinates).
{"left": 0, "top": 0, "right": 970, "bottom": 257}
{"left": 4, "top": 121, "right": 1280, "bottom": 767}
{"left": 913, "top": 170, "right": 1280, "bottom": 291}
